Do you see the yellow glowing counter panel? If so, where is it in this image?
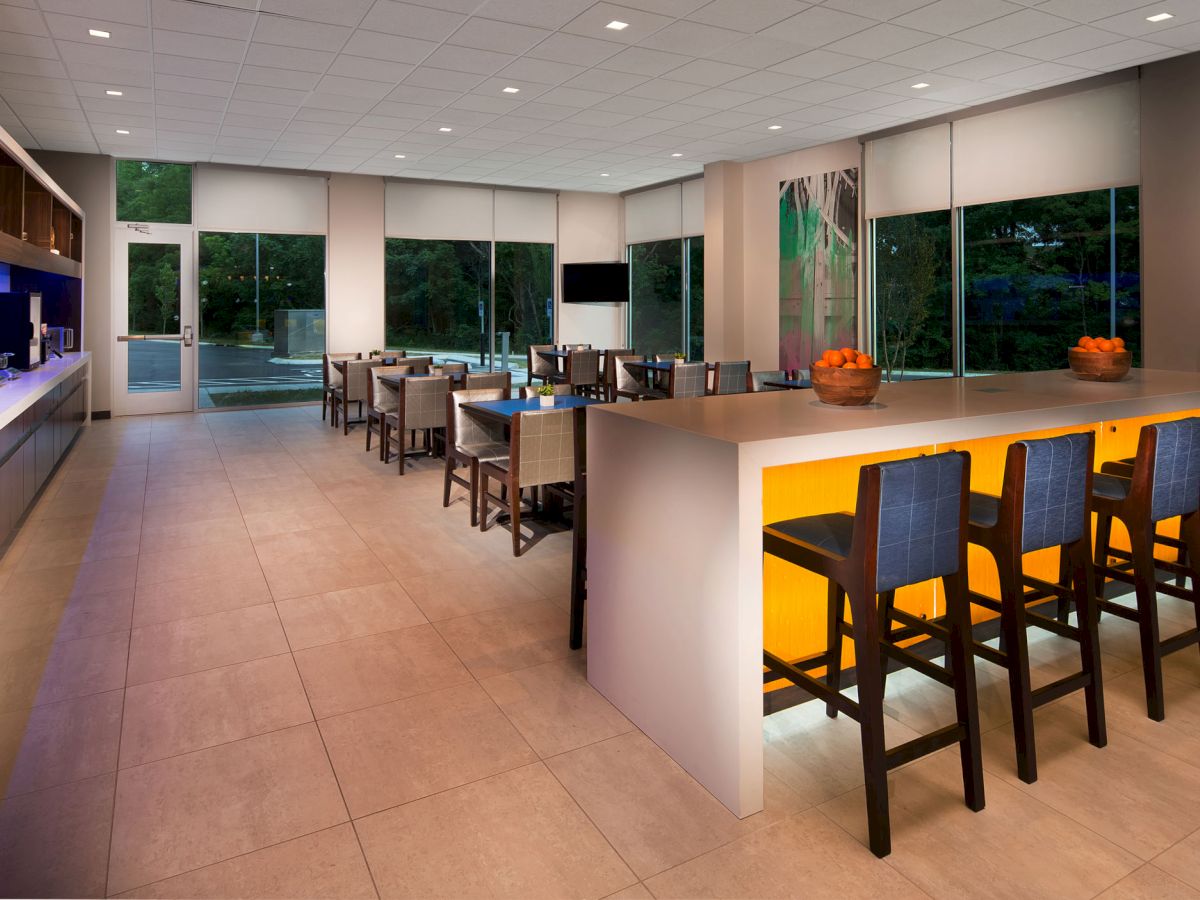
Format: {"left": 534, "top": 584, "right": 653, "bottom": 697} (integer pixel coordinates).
{"left": 585, "top": 369, "right": 1200, "bottom": 821}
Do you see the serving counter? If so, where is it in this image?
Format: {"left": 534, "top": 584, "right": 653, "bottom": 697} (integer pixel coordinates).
{"left": 0, "top": 352, "right": 90, "bottom": 546}
{"left": 585, "top": 368, "right": 1200, "bottom": 820}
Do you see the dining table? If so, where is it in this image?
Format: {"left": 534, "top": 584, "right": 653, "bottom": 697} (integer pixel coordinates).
{"left": 763, "top": 378, "right": 813, "bottom": 390}
{"left": 458, "top": 393, "right": 599, "bottom": 424}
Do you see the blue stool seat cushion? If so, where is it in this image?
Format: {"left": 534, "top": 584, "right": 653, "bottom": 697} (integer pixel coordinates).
{"left": 968, "top": 492, "right": 1001, "bottom": 529}
{"left": 1093, "top": 472, "right": 1132, "bottom": 502}
{"left": 766, "top": 512, "right": 854, "bottom": 558}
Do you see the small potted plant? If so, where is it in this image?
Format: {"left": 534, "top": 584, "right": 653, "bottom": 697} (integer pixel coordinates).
{"left": 673, "top": 352, "right": 686, "bottom": 365}
{"left": 431, "top": 363, "right": 444, "bottom": 376}
{"left": 369, "top": 349, "right": 382, "bottom": 359}
{"left": 536, "top": 384, "right": 556, "bottom": 407}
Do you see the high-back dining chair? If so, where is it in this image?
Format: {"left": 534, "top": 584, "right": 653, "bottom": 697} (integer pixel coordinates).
{"left": 322, "top": 352, "right": 361, "bottom": 423}
{"left": 465, "top": 371, "right": 512, "bottom": 394}
{"left": 386, "top": 375, "right": 450, "bottom": 475}
{"left": 335, "top": 358, "right": 381, "bottom": 434}
{"left": 480, "top": 408, "right": 576, "bottom": 556}
{"left": 443, "top": 387, "right": 508, "bottom": 526}
{"left": 366, "top": 365, "right": 412, "bottom": 458}
{"left": 528, "top": 344, "right": 557, "bottom": 385}
{"left": 565, "top": 349, "right": 601, "bottom": 398}
{"left": 601, "top": 348, "right": 635, "bottom": 401}
{"left": 439, "top": 361, "right": 468, "bottom": 388}
{"left": 402, "top": 356, "right": 433, "bottom": 374}
{"left": 668, "top": 362, "right": 707, "bottom": 399}
{"left": 614, "top": 355, "right": 657, "bottom": 401}
{"left": 750, "top": 370, "right": 787, "bottom": 391}
{"left": 710, "top": 360, "right": 750, "bottom": 395}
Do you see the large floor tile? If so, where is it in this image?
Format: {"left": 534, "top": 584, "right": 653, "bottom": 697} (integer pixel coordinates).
{"left": 319, "top": 681, "right": 537, "bottom": 817}
{"left": 120, "top": 654, "right": 313, "bottom": 768}
{"left": 115, "top": 824, "right": 376, "bottom": 899}
{"left": 253, "top": 527, "right": 387, "bottom": 600}
{"left": 546, "top": 731, "right": 804, "bottom": 880}
{"left": 136, "top": 538, "right": 262, "bottom": 586}
{"left": 480, "top": 656, "right": 634, "bottom": 758}
{"left": 1097, "top": 864, "right": 1200, "bottom": 899}
{"left": 0, "top": 772, "right": 115, "bottom": 899}
{"left": 399, "top": 563, "right": 546, "bottom": 621}
{"left": 644, "top": 809, "right": 927, "bottom": 899}
{"left": 138, "top": 515, "right": 250, "bottom": 555}
{"left": 126, "top": 604, "right": 289, "bottom": 685}
{"left": 1, "top": 689, "right": 123, "bottom": 797}
{"left": 132, "top": 571, "right": 273, "bottom": 627}
{"left": 819, "top": 750, "right": 1141, "bottom": 898}
{"left": 108, "top": 723, "right": 348, "bottom": 895}
{"left": 0, "top": 628, "right": 129, "bottom": 711}
{"left": 433, "top": 599, "right": 572, "bottom": 678}
{"left": 1155, "top": 828, "right": 1200, "bottom": 891}
{"left": 357, "top": 762, "right": 635, "bottom": 899}
{"left": 276, "top": 580, "right": 427, "bottom": 650}
{"left": 294, "top": 624, "right": 471, "bottom": 718}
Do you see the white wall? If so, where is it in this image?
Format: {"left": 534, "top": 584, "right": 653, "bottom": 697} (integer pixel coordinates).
{"left": 557, "top": 190, "right": 626, "bottom": 349}
{"left": 327, "top": 173, "right": 384, "bottom": 353}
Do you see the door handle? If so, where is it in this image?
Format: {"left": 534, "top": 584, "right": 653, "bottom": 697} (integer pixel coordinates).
{"left": 183, "top": 325, "right": 193, "bottom": 347}
{"left": 118, "top": 334, "right": 184, "bottom": 341}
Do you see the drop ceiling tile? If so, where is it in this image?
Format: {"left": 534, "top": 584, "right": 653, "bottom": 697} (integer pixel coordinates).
{"left": 831, "top": 89, "right": 905, "bottom": 111}
{"left": 884, "top": 37, "right": 988, "bottom": 69}
{"left": 937, "top": 50, "right": 1041, "bottom": 78}
{"left": 666, "top": 58, "right": 753, "bottom": 86}
{"left": 423, "top": 44, "right": 515, "bottom": 75}
{"left": 228, "top": 98, "right": 300, "bottom": 118}
{"left": 1008, "top": 24, "right": 1122, "bottom": 60}
{"left": 155, "top": 88, "right": 227, "bottom": 110}
{"left": 595, "top": 45, "right": 690, "bottom": 76}
{"left": 536, "top": 85, "right": 610, "bottom": 108}
{"left": 55, "top": 39, "right": 150, "bottom": 71}
{"left": 39, "top": 0, "right": 148, "bottom": 27}
{"left": 565, "top": 68, "right": 647, "bottom": 93}
{"left": 0, "top": 4, "right": 48, "bottom": 36}
{"left": 303, "top": 91, "right": 377, "bottom": 112}
{"left": 707, "top": 35, "right": 810, "bottom": 68}
{"left": 764, "top": 6, "right": 876, "bottom": 47}
{"left": 876, "top": 96, "right": 959, "bottom": 117}
{"left": 561, "top": 2, "right": 673, "bottom": 44}
{"left": 2, "top": 88, "right": 78, "bottom": 109}
{"left": 685, "top": 86, "right": 759, "bottom": 108}
{"left": 686, "top": 0, "right": 810, "bottom": 33}
{"left": 153, "top": 30, "right": 246, "bottom": 63}
{"left": 0, "top": 54, "right": 67, "bottom": 78}
{"left": 0, "top": 31, "right": 57, "bottom": 59}
{"left": 154, "top": 73, "right": 232, "bottom": 98}
{"left": 154, "top": 53, "right": 240, "bottom": 81}
{"left": 624, "top": 78, "right": 704, "bottom": 101}
{"left": 528, "top": 32, "right": 624, "bottom": 67}
{"left": 384, "top": 85, "right": 460, "bottom": 106}
{"left": 594, "top": 93, "right": 666, "bottom": 115}
{"left": 222, "top": 112, "right": 290, "bottom": 130}
{"left": 473, "top": 0, "right": 595, "bottom": 30}
{"left": 826, "top": 22, "right": 940, "bottom": 58}
{"left": 567, "top": 108, "right": 631, "bottom": 127}
{"left": 770, "top": 48, "right": 867, "bottom": 77}
{"left": 1, "top": 72, "right": 72, "bottom": 95}
{"left": 1035, "top": 0, "right": 1158, "bottom": 24}
{"left": 243, "top": 42, "right": 336, "bottom": 72}
{"left": 45, "top": 12, "right": 151, "bottom": 49}
{"left": 513, "top": 101, "right": 578, "bottom": 120}
{"left": 471, "top": 77, "right": 550, "bottom": 100}
{"left": 257, "top": 0, "right": 376, "bottom": 26}
{"left": 1094, "top": 5, "right": 1200, "bottom": 39}
{"left": 75, "top": 80, "right": 152, "bottom": 101}
{"left": 403, "top": 66, "right": 485, "bottom": 91}
{"left": 149, "top": 0, "right": 254, "bottom": 39}
{"left": 640, "top": 20, "right": 742, "bottom": 55}
{"left": 892, "top": 0, "right": 1025, "bottom": 36}
{"left": 696, "top": 108, "right": 766, "bottom": 129}
{"left": 733, "top": 95, "right": 799, "bottom": 116}
{"left": 826, "top": 59, "right": 922, "bottom": 87}
{"left": 156, "top": 105, "right": 223, "bottom": 123}
{"left": 321, "top": 55, "right": 407, "bottom": 83}
{"left": 360, "top": 1, "right": 467, "bottom": 40}
{"left": 284, "top": 119, "right": 347, "bottom": 136}
{"left": 719, "top": 70, "right": 806, "bottom": 95}
{"left": 63, "top": 59, "right": 150, "bottom": 85}
{"left": 316, "top": 74, "right": 395, "bottom": 98}
{"left": 435, "top": 107, "right": 497, "bottom": 126}
{"left": 1060, "top": 37, "right": 1173, "bottom": 67}
{"left": 496, "top": 56, "right": 586, "bottom": 86}
{"left": 253, "top": 15, "right": 350, "bottom": 52}
{"left": 776, "top": 79, "right": 869, "bottom": 102}
{"left": 1150, "top": 20, "right": 1200, "bottom": 50}
{"left": 340, "top": 29, "right": 436, "bottom": 63}
{"left": 231, "top": 83, "right": 309, "bottom": 105}
{"left": 356, "top": 113, "right": 424, "bottom": 130}
{"left": 237, "top": 65, "right": 321, "bottom": 90}
{"left": 222, "top": 125, "right": 284, "bottom": 140}
{"left": 448, "top": 17, "right": 551, "bottom": 55}
{"left": 156, "top": 114, "right": 219, "bottom": 132}
{"left": 953, "top": 9, "right": 1077, "bottom": 49}
{"left": 453, "top": 93, "right": 523, "bottom": 113}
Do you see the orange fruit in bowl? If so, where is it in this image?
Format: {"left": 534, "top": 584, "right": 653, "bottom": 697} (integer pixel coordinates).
{"left": 1080, "top": 338, "right": 1097, "bottom": 351}
{"left": 1077, "top": 336, "right": 1092, "bottom": 348}
{"left": 1112, "top": 336, "right": 1126, "bottom": 349}
{"left": 857, "top": 354, "right": 874, "bottom": 368}
{"left": 1087, "top": 346, "right": 1102, "bottom": 352}
{"left": 821, "top": 349, "right": 836, "bottom": 364}
{"left": 840, "top": 347, "right": 858, "bottom": 362}
{"left": 843, "top": 361, "right": 858, "bottom": 369}
{"left": 813, "top": 359, "right": 829, "bottom": 368}
{"left": 827, "top": 350, "right": 846, "bottom": 367}
{"left": 1096, "top": 338, "right": 1115, "bottom": 352}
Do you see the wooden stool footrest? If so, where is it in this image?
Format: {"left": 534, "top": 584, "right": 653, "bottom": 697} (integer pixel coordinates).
{"left": 880, "top": 641, "right": 954, "bottom": 688}
{"left": 1160, "top": 628, "right": 1200, "bottom": 657}
{"left": 885, "top": 724, "right": 966, "bottom": 770}
{"left": 1024, "top": 609, "right": 1080, "bottom": 640}
{"left": 763, "top": 651, "right": 860, "bottom": 721}
{"left": 1031, "top": 671, "right": 1091, "bottom": 707}
{"left": 1096, "top": 597, "right": 1141, "bottom": 622}
{"left": 889, "top": 608, "right": 949, "bottom": 640}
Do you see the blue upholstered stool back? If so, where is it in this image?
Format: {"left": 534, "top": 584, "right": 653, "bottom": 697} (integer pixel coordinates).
{"left": 1020, "top": 433, "right": 1091, "bottom": 554}
{"left": 1151, "top": 417, "right": 1200, "bottom": 522}
{"left": 875, "top": 452, "right": 964, "bottom": 593}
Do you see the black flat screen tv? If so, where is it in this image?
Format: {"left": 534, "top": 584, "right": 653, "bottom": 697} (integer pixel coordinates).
{"left": 562, "top": 262, "right": 629, "bottom": 303}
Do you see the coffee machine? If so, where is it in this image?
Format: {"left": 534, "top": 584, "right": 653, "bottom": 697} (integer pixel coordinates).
{"left": 0, "top": 292, "right": 42, "bottom": 370}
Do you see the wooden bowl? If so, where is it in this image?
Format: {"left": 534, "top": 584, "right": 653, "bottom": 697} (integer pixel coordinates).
{"left": 1068, "top": 348, "right": 1132, "bottom": 382}
{"left": 810, "top": 364, "right": 882, "bottom": 406}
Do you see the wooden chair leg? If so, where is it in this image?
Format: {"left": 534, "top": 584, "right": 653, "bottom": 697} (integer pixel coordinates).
{"left": 469, "top": 460, "right": 480, "bottom": 528}
{"left": 877, "top": 589, "right": 896, "bottom": 697}
{"left": 366, "top": 418, "right": 373, "bottom": 452}
{"left": 943, "top": 569, "right": 986, "bottom": 814}
{"left": 1130, "top": 523, "right": 1166, "bottom": 721}
{"left": 510, "top": 477, "right": 523, "bottom": 557}
{"left": 826, "top": 581, "right": 846, "bottom": 719}
{"left": 343, "top": 401, "right": 350, "bottom": 436}
{"left": 1056, "top": 544, "right": 1073, "bottom": 624}
{"left": 442, "top": 455, "right": 453, "bottom": 508}
{"left": 1069, "top": 538, "right": 1107, "bottom": 749}
{"left": 479, "top": 472, "right": 490, "bottom": 531}
{"left": 844, "top": 584, "right": 891, "bottom": 858}
{"left": 381, "top": 422, "right": 389, "bottom": 462}
{"left": 1182, "top": 510, "right": 1200, "bottom": 657}
{"left": 322, "top": 393, "right": 328, "bottom": 421}
{"left": 996, "top": 553, "right": 1037, "bottom": 783}
{"left": 1094, "top": 512, "right": 1113, "bottom": 603}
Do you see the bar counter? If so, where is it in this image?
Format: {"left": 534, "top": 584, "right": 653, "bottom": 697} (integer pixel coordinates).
{"left": 584, "top": 368, "right": 1200, "bottom": 821}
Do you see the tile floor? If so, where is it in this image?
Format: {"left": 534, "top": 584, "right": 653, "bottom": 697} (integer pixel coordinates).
{"left": 1, "top": 408, "right": 1200, "bottom": 898}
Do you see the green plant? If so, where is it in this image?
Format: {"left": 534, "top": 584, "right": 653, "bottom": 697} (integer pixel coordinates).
{"left": 369, "top": 349, "right": 382, "bottom": 357}
{"left": 536, "top": 384, "right": 555, "bottom": 396}
{"left": 674, "top": 351, "right": 685, "bottom": 360}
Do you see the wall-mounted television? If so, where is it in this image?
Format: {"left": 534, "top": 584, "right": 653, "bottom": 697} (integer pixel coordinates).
{"left": 562, "top": 261, "right": 629, "bottom": 304}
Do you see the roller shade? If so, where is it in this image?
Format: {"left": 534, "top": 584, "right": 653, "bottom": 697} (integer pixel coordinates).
{"left": 195, "top": 165, "right": 328, "bottom": 233}
{"left": 682, "top": 179, "right": 704, "bottom": 236}
{"left": 625, "top": 183, "right": 682, "bottom": 244}
{"left": 495, "top": 189, "right": 557, "bottom": 243}
{"left": 385, "top": 182, "right": 493, "bottom": 240}
{"left": 865, "top": 123, "right": 950, "bottom": 219}
{"left": 953, "top": 80, "right": 1139, "bottom": 207}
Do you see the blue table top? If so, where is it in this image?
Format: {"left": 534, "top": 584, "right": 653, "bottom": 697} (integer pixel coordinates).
{"left": 461, "top": 395, "right": 600, "bottom": 422}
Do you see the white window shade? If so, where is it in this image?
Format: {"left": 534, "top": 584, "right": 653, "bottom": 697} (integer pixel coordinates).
{"left": 195, "top": 165, "right": 328, "bottom": 233}
{"left": 952, "top": 80, "right": 1139, "bottom": 207}
{"left": 495, "top": 189, "right": 557, "bottom": 243}
{"left": 625, "top": 183, "right": 682, "bottom": 244}
{"left": 865, "top": 123, "right": 950, "bottom": 218}
{"left": 682, "top": 179, "right": 704, "bottom": 236}
{"left": 385, "top": 182, "right": 493, "bottom": 240}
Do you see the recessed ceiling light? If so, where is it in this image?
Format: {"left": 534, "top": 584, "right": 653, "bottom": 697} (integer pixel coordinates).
{"left": 1146, "top": 11, "right": 1174, "bottom": 21}
{"left": 911, "top": 82, "right": 931, "bottom": 89}
{"left": 88, "top": 28, "right": 111, "bottom": 38}
{"left": 605, "top": 20, "right": 629, "bottom": 30}
{"left": 502, "top": 86, "right": 520, "bottom": 93}
{"left": 438, "top": 126, "right": 452, "bottom": 132}
{"left": 106, "top": 89, "right": 123, "bottom": 96}
{"left": 115, "top": 129, "right": 130, "bottom": 134}
{"left": 600, "top": 173, "right": 610, "bottom": 177}
{"left": 394, "top": 154, "right": 406, "bottom": 159}
{"left": 767, "top": 124, "right": 782, "bottom": 130}
{"left": 671, "top": 153, "right": 683, "bottom": 157}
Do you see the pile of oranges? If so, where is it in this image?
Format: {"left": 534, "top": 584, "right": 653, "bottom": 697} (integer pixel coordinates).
{"left": 813, "top": 347, "right": 875, "bottom": 369}
{"left": 1075, "top": 336, "right": 1126, "bottom": 353}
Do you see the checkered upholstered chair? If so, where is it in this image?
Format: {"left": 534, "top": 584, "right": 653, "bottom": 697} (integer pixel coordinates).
{"left": 443, "top": 387, "right": 508, "bottom": 526}
{"left": 964, "top": 432, "right": 1105, "bottom": 784}
{"left": 600, "top": 348, "right": 635, "bottom": 401}
{"left": 1091, "top": 417, "right": 1200, "bottom": 721}
{"left": 710, "top": 360, "right": 750, "bottom": 395}
{"left": 521, "top": 384, "right": 572, "bottom": 398}
{"left": 366, "top": 365, "right": 412, "bottom": 459}
{"left": 385, "top": 375, "right": 450, "bottom": 475}
{"left": 401, "top": 356, "right": 433, "bottom": 373}
{"left": 750, "top": 370, "right": 787, "bottom": 391}
{"left": 438, "top": 361, "right": 468, "bottom": 388}
{"left": 480, "top": 408, "right": 577, "bottom": 556}
{"left": 653, "top": 353, "right": 679, "bottom": 362}
{"left": 322, "top": 352, "right": 361, "bottom": 423}
{"left": 527, "top": 344, "right": 557, "bottom": 385}
{"left": 464, "top": 371, "right": 512, "bottom": 394}
{"left": 564, "top": 348, "right": 601, "bottom": 398}
{"left": 334, "top": 358, "right": 381, "bottom": 435}
{"left": 763, "top": 450, "right": 984, "bottom": 857}
{"left": 667, "top": 362, "right": 707, "bottom": 399}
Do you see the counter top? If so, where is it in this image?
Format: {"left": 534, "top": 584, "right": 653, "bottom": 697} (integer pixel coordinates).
{"left": 0, "top": 353, "right": 90, "bottom": 431}
{"left": 589, "top": 368, "right": 1200, "bottom": 462}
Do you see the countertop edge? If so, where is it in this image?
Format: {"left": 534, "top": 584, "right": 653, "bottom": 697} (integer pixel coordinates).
{"left": 0, "top": 353, "right": 91, "bottom": 432}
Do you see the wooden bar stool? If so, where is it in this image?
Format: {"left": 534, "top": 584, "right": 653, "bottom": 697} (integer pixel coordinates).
{"left": 1091, "top": 417, "right": 1200, "bottom": 721}
{"left": 763, "top": 451, "right": 984, "bottom": 858}
{"left": 962, "top": 432, "right": 1106, "bottom": 784}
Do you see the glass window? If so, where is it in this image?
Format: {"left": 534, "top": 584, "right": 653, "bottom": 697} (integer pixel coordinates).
{"left": 127, "top": 243, "right": 182, "bottom": 392}
{"left": 495, "top": 241, "right": 553, "bottom": 384}
{"left": 963, "top": 187, "right": 1140, "bottom": 373}
{"left": 197, "top": 232, "right": 326, "bottom": 408}
{"left": 873, "top": 211, "right": 952, "bottom": 381}
{"left": 385, "top": 238, "right": 491, "bottom": 366}
{"left": 686, "top": 236, "right": 704, "bottom": 360}
{"left": 116, "top": 160, "right": 192, "bottom": 224}
{"left": 629, "top": 239, "right": 683, "bottom": 359}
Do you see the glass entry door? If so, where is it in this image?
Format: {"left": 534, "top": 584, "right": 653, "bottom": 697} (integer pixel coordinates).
{"left": 114, "top": 224, "right": 196, "bottom": 415}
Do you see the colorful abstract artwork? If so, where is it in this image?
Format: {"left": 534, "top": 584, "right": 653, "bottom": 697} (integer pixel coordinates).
{"left": 779, "top": 169, "right": 858, "bottom": 373}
